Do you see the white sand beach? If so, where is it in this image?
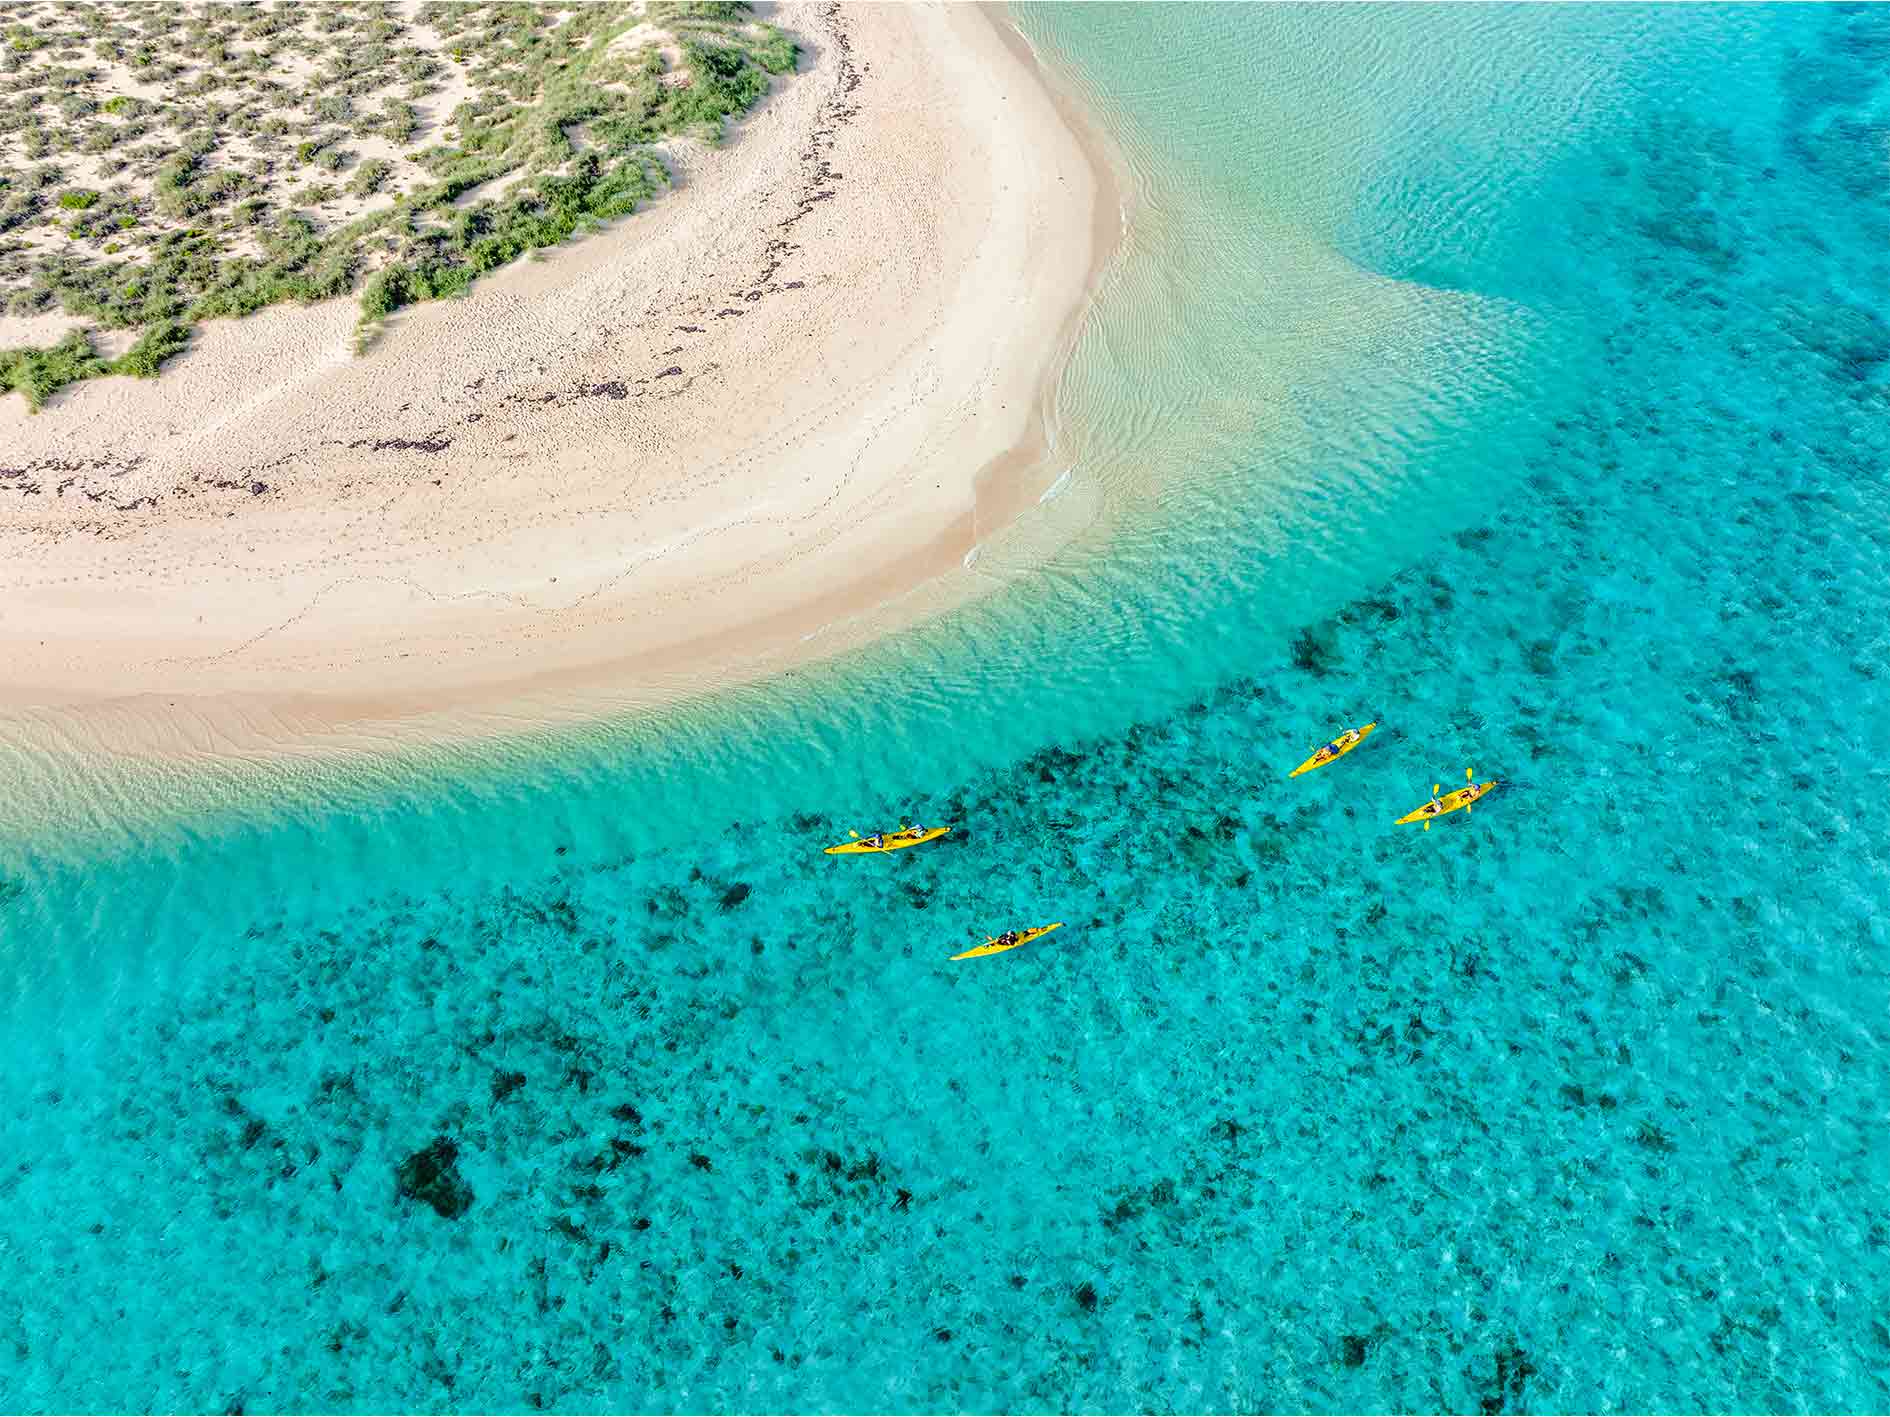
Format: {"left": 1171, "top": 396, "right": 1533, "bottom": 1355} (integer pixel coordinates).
{"left": 0, "top": 2, "right": 1113, "bottom": 755}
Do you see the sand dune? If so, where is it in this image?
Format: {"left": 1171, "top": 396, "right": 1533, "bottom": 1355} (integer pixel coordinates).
{"left": 0, "top": 2, "right": 1112, "bottom": 754}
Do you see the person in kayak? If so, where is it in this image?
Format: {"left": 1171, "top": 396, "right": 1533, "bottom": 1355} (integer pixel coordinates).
{"left": 996, "top": 930, "right": 1021, "bottom": 948}
{"left": 864, "top": 833, "right": 885, "bottom": 848}
{"left": 1317, "top": 728, "right": 1359, "bottom": 761}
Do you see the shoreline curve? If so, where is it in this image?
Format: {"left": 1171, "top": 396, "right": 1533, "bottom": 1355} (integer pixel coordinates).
{"left": 0, "top": 1, "right": 1123, "bottom": 763}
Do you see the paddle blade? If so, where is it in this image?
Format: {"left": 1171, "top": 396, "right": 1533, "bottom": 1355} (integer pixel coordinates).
{"left": 1423, "top": 820, "right": 1431, "bottom": 832}
{"left": 1433, "top": 784, "right": 1441, "bottom": 795}
{"left": 1466, "top": 766, "right": 1475, "bottom": 782}
{"left": 848, "top": 830, "right": 860, "bottom": 839}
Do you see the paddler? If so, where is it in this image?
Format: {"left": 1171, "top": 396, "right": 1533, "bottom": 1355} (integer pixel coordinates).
{"left": 864, "top": 833, "right": 885, "bottom": 848}
{"left": 1317, "top": 727, "right": 1360, "bottom": 762}
{"left": 995, "top": 930, "right": 1021, "bottom": 948}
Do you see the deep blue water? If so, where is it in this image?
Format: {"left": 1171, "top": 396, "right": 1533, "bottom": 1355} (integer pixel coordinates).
{"left": 3, "top": 4, "right": 1890, "bottom": 1412}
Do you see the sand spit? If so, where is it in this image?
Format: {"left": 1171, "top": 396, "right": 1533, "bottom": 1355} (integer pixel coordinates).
{"left": 0, "top": 2, "right": 1112, "bottom": 761}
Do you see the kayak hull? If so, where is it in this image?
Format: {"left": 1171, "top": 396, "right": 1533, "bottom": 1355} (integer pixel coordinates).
{"left": 825, "top": 826, "right": 952, "bottom": 855}
{"left": 1396, "top": 781, "right": 1498, "bottom": 825}
{"left": 951, "top": 922, "right": 1064, "bottom": 961}
{"left": 1288, "top": 721, "right": 1378, "bottom": 777}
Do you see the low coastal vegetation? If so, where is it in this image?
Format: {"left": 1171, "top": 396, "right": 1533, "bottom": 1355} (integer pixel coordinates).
{"left": 0, "top": 0, "right": 797, "bottom": 409}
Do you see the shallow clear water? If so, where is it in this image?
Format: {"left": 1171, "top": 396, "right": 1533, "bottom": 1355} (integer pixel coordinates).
{"left": 5, "top": 4, "right": 1890, "bottom": 1411}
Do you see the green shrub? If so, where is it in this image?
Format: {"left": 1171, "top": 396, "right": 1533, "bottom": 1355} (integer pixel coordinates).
{"left": 111, "top": 320, "right": 189, "bottom": 377}
{"left": 0, "top": 329, "right": 109, "bottom": 410}
{"left": 348, "top": 158, "right": 392, "bottom": 198}
{"left": 651, "top": 1, "right": 750, "bottom": 21}
{"left": 152, "top": 131, "right": 216, "bottom": 217}
{"left": 57, "top": 188, "right": 97, "bottom": 210}
{"left": 380, "top": 102, "right": 418, "bottom": 144}
{"left": 749, "top": 29, "right": 798, "bottom": 75}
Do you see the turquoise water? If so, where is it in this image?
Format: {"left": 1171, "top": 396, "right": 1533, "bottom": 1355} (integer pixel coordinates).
{"left": 5, "top": 3, "right": 1890, "bottom": 1411}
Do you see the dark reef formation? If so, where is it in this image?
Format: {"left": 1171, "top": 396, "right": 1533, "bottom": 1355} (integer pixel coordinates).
{"left": 395, "top": 1137, "right": 475, "bottom": 1219}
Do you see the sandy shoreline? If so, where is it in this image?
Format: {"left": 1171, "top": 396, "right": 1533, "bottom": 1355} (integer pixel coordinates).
{"left": 0, "top": 2, "right": 1116, "bottom": 758}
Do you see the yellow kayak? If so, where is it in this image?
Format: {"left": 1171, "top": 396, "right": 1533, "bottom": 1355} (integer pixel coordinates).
{"left": 1396, "top": 780, "right": 1497, "bottom": 825}
{"left": 951, "top": 922, "right": 1064, "bottom": 961}
{"left": 1288, "top": 721, "right": 1377, "bottom": 777}
{"left": 823, "top": 826, "right": 951, "bottom": 855}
